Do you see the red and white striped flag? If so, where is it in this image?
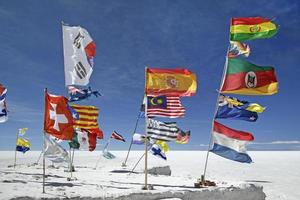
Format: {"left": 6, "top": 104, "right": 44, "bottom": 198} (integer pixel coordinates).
{"left": 111, "top": 131, "right": 126, "bottom": 142}
{"left": 147, "top": 95, "right": 185, "bottom": 118}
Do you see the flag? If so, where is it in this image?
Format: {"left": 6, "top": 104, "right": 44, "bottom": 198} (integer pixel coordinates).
{"left": 230, "top": 17, "right": 278, "bottom": 41}
{"left": 132, "top": 133, "right": 146, "bottom": 145}
{"left": 44, "top": 134, "right": 70, "bottom": 163}
{"left": 216, "top": 95, "right": 262, "bottom": 122}
{"left": 70, "top": 104, "right": 104, "bottom": 139}
{"left": 150, "top": 144, "right": 167, "bottom": 160}
{"left": 68, "top": 86, "right": 101, "bottom": 102}
{"left": 102, "top": 149, "right": 116, "bottom": 159}
{"left": 16, "top": 138, "right": 31, "bottom": 153}
{"left": 156, "top": 140, "right": 169, "bottom": 153}
{"left": 18, "top": 128, "right": 28, "bottom": 136}
{"left": 228, "top": 41, "right": 250, "bottom": 58}
{"left": 146, "top": 118, "right": 179, "bottom": 141}
{"left": 210, "top": 121, "right": 254, "bottom": 163}
{"left": 111, "top": 131, "right": 126, "bottom": 142}
{"left": 0, "top": 84, "right": 7, "bottom": 101}
{"left": 0, "top": 99, "right": 8, "bottom": 123}
{"left": 44, "top": 91, "right": 74, "bottom": 140}
{"left": 147, "top": 95, "right": 185, "bottom": 118}
{"left": 176, "top": 130, "right": 191, "bottom": 144}
{"left": 69, "top": 128, "right": 97, "bottom": 151}
{"left": 220, "top": 58, "right": 278, "bottom": 95}
{"left": 146, "top": 68, "right": 197, "bottom": 97}
{"left": 63, "top": 24, "right": 96, "bottom": 86}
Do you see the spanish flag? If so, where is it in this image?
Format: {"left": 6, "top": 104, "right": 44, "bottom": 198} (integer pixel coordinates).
{"left": 230, "top": 17, "right": 278, "bottom": 41}
{"left": 221, "top": 58, "right": 278, "bottom": 95}
{"left": 146, "top": 68, "right": 197, "bottom": 97}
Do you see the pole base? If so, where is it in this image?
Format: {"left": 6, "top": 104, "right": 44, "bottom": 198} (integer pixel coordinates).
{"left": 67, "top": 177, "right": 78, "bottom": 181}
{"left": 194, "top": 177, "right": 216, "bottom": 188}
{"left": 121, "top": 162, "right": 127, "bottom": 167}
{"left": 142, "top": 184, "right": 154, "bottom": 190}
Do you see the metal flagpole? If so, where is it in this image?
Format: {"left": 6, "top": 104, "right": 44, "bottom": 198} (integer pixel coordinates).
{"left": 122, "top": 96, "right": 144, "bottom": 167}
{"left": 43, "top": 131, "right": 46, "bottom": 193}
{"left": 202, "top": 46, "right": 230, "bottom": 183}
{"left": 94, "top": 133, "right": 112, "bottom": 169}
{"left": 35, "top": 151, "right": 43, "bottom": 165}
{"left": 14, "top": 129, "right": 19, "bottom": 168}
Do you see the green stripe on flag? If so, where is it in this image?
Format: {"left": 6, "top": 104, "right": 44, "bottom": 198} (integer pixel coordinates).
{"left": 227, "top": 58, "right": 274, "bottom": 75}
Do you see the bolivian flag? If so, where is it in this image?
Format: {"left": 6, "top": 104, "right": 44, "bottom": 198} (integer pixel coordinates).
{"left": 221, "top": 58, "right": 278, "bottom": 95}
{"left": 146, "top": 68, "right": 197, "bottom": 97}
{"left": 230, "top": 17, "right": 278, "bottom": 41}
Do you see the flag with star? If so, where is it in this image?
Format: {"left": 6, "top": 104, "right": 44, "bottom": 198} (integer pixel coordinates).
{"left": 44, "top": 90, "right": 74, "bottom": 140}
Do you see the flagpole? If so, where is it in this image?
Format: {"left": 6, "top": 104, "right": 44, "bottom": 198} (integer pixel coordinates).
{"left": 122, "top": 96, "right": 144, "bottom": 167}
{"left": 14, "top": 129, "right": 19, "bottom": 168}
{"left": 202, "top": 46, "right": 230, "bottom": 183}
{"left": 143, "top": 67, "right": 149, "bottom": 190}
{"left": 43, "top": 131, "right": 46, "bottom": 193}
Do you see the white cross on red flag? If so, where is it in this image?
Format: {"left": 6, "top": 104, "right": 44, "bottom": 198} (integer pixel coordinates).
{"left": 44, "top": 90, "right": 74, "bottom": 140}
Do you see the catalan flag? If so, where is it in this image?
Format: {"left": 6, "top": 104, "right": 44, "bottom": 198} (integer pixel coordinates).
{"left": 70, "top": 104, "right": 103, "bottom": 139}
{"left": 230, "top": 17, "right": 278, "bottom": 41}
{"left": 221, "top": 58, "right": 278, "bottom": 95}
{"left": 146, "top": 68, "right": 197, "bottom": 97}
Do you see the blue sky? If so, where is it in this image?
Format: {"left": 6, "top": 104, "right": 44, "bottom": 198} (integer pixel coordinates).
{"left": 0, "top": 0, "right": 299, "bottom": 151}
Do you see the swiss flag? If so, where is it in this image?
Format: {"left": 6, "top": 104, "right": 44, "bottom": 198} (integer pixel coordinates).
{"left": 44, "top": 90, "right": 74, "bottom": 140}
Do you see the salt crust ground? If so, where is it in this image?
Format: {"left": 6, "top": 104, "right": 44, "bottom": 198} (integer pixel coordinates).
{"left": 0, "top": 151, "right": 299, "bottom": 200}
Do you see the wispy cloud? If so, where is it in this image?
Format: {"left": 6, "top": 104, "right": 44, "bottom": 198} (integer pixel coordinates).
{"left": 251, "top": 141, "right": 300, "bottom": 145}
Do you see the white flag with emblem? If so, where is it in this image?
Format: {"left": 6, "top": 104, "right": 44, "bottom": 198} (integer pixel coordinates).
{"left": 44, "top": 133, "right": 70, "bottom": 163}
{"left": 62, "top": 24, "right": 96, "bottom": 86}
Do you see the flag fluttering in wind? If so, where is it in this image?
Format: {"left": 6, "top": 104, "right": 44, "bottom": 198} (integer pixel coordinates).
{"left": 70, "top": 104, "right": 104, "bottom": 139}
{"left": 44, "top": 91, "right": 74, "bottom": 140}
{"left": 146, "top": 68, "right": 197, "bottom": 97}
{"left": 68, "top": 86, "right": 101, "bottom": 102}
{"left": 210, "top": 121, "right": 254, "bottom": 163}
{"left": 69, "top": 129, "right": 97, "bottom": 151}
{"left": 147, "top": 95, "right": 185, "bottom": 118}
{"left": 132, "top": 133, "right": 146, "bottom": 145}
{"left": 63, "top": 24, "right": 96, "bottom": 86}
{"left": 0, "top": 84, "right": 8, "bottom": 123}
{"left": 216, "top": 95, "right": 265, "bottom": 122}
{"left": 228, "top": 41, "right": 250, "bottom": 58}
{"left": 146, "top": 118, "right": 179, "bottom": 141}
{"left": 221, "top": 58, "right": 278, "bottom": 95}
{"left": 155, "top": 140, "right": 169, "bottom": 153}
{"left": 230, "top": 17, "right": 278, "bottom": 41}
{"left": 18, "top": 128, "right": 28, "bottom": 136}
{"left": 16, "top": 138, "right": 31, "bottom": 153}
{"left": 176, "top": 130, "right": 191, "bottom": 144}
{"left": 150, "top": 144, "right": 167, "bottom": 160}
{"left": 111, "top": 131, "right": 126, "bottom": 142}
{"left": 44, "top": 134, "right": 70, "bottom": 163}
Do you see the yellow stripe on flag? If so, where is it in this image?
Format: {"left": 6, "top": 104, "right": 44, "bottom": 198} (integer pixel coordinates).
{"left": 156, "top": 140, "right": 169, "bottom": 153}
{"left": 73, "top": 125, "right": 99, "bottom": 129}
{"left": 230, "top": 21, "right": 276, "bottom": 34}
{"left": 246, "top": 103, "right": 266, "bottom": 113}
{"left": 222, "top": 82, "right": 278, "bottom": 95}
{"left": 16, "top": 138, "right": 31, "bottom": 148}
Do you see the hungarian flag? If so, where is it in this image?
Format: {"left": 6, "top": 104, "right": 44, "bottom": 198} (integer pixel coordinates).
{"left": 230, "top": 17, "right": 278, "bottom": 41}
{"left": 70, "top": 104, "right": 103, "bottom": 139}
{"left": 210, "top": 121, "right": 254, "bottom": 163}
{"left": 111, "top": 131, "right": 126, "bottom": 142}
{"left": 146, "top": 68, "right": 197, "bottom": 97}
{"left": 69, "top": 129, "right": 97, "bottom": 151}
{"left": 221, "top": 58, "right": 278, "bottom": 95}
{"left": 44, "top": 90, "right": 74, "bottom": 140}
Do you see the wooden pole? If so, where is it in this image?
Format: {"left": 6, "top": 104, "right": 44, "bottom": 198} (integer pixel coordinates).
{"left": 14, "top": 130, "right": 19, "bottom": 168}
{"left": 143, "top": 67, "right": 149, "bottom": 190}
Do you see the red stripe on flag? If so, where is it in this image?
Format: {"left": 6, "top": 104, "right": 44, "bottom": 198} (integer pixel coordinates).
{"left": 231, "top": 17, "right": 271, "bottom": 25}
{"left": 213, "top": 121, "right": 254, "bottom": 141}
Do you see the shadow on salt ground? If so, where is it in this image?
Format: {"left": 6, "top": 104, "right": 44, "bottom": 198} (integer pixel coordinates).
{"left": 110, "top": 181, "right": 196, "bottom": 189}
{"left": 110, "top": 170, "right": 139, "bottom": 174}
{"left": 45, "top": 181, "right": 81, "bottom": 187}
{"left": 245, "top": 180, "right": 272, "bottom": 183}
{"left": 0, "top": 171, "right": 66, "bottom": 178}
{"left": 2, "top": 179, "right": 27, "bottom": 184}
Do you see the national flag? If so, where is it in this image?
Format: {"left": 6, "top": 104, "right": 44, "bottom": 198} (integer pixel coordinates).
{"left": 146, "top": 68, "right": 197, "bottom": 97}
{"left": 0, "top": 84, "right": 7, "bottom": 101}
{"left": 16, "top": 138, "right": 31, "bottom": 153}
{"left": 132, "top": 133, "right": 146, "bottom": 145}
{"left": 44, "top": 91, "right": 74, "bottom": 140}
{"left": 44, "top": 133, "right": 70, "bottom": 163}
{"left": 69, "top": 128, "right": 97, "bottom": 151}
{"left": 111, "top": 131, "right": 126, "bottom": 142}
{"left": 230, "top": 17, "right": 278, "bottom": 41}
{"left": 146, "top": 118, "right": 179, "bottom": 141}
{"left": 210, "top": 121, "right": 254, "bottom": 163}
{"left": 18, "top": 128, "right": 28, "bottom": 136}
{"left": 0, "top": 100, "right": 8, "bottom": 123}
{"left": 176, "top": 129, "right": 191, "bottom": 144}
{"left": 150, "top": 144, "right": 167, "bottom": 160}
{"left": 220, "top": 58, "right": 278, "bottom": 95}
{"left": 68, "top": 86, "right": 101, "bottom": 102}
{"left": 156, "top": 140, "right": 169, "bottom": 153}
{"left": 216, "top": 95, "right": 262, "bottom": 122}
{"left": 70, "top": 104, "right": 104, "bottom": 139}
{"left": 63, "top": 24, "right": 96, "bottom": 86}
{"left": 228, "top": 41, "right": 250, "bottom": 58}
{"left": 147, "top": 95, "right": 185, "bottom": 118}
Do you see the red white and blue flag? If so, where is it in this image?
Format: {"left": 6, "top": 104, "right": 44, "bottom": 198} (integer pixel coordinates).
{"left": 111, "top": 131, "right": 126, "bottom": 142}
{"left": 210, "top": 121, "right": 254, "bottom": 163}
{"left": 0, "top": 84, "right": 8, "bottom": 123}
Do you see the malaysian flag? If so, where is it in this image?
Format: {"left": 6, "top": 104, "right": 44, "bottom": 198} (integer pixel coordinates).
{"left": 146, "top": 118, "right": 179, "bottom": 141}
{"left": 147, "top": 95, "right": 185, "bottom": 118}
